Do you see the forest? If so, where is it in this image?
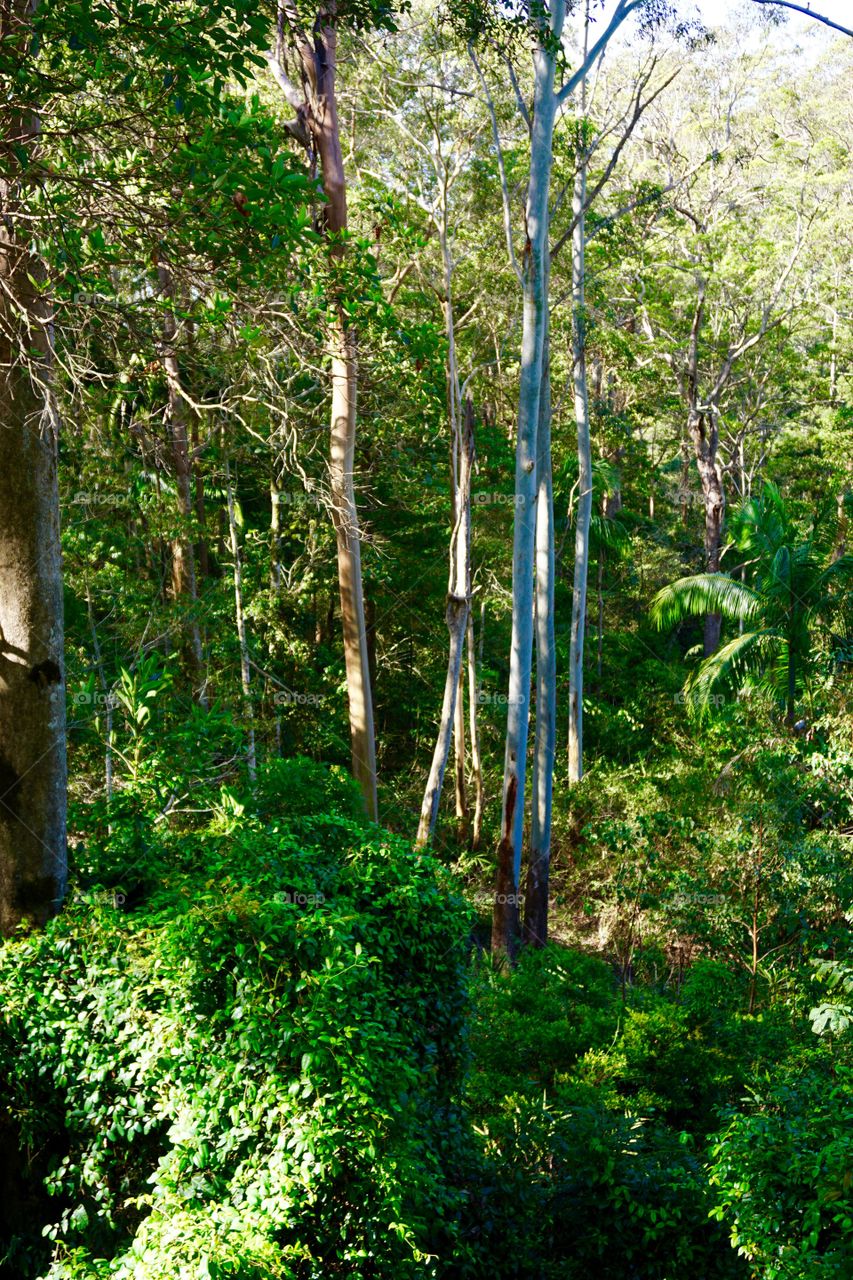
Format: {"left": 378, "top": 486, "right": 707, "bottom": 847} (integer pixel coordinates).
{"left": 0, "top": 0, "right": 851, "bottom": 1276}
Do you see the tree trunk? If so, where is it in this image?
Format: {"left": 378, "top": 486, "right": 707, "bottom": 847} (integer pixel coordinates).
{"left": 156, "top": 260, "right": 207, "bottom": 699}
{"left": 328, "top": 313, "right": 378, "bottom": 819}
{"left": 493, "top": 8, "right": 563, "bottom": 958}
{"left": 524, "top": 314, "right": 555, "bottom": 948}
{"left": 225, "top": 458, "right": 257, "bottom": 782}
{"left": 493, "top": 15, "right": 563, "bottom": 957}
{"left": 308, "top": 18, "right": 378, "bottom": 821}
{"left": 0, "top": 2, "right": 67, "bottom": 932}
{"left": 454, "top": 664, "right": 468, "bottom": 841}
{"left": 467, "top": 602, "right": 485, "bottom": 852}
{"left": 568, "top": 160, "right": 592, "bottom": 785}
{"left": 688, "top": 407, "right": 725, "bottom": 655}
{"left": 416, "top": 401, "right": 474, "bottom": 848}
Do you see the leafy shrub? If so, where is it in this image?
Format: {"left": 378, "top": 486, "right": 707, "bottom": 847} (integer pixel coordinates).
{"left": 709, "top": 1053, "right": 853, "bottom": 1279}
{"left": 0, "top": 763, "right": 473, "bottom": 1280}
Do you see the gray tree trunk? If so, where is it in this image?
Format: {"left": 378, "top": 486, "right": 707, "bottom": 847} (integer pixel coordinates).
{"left": 225, "top": 458, "right": 257, "bottom": 783}
{"left": 568, "top": 158, "right": 592, "bottom": 784}
{"left": 416, "top": 400, "right": 474, "bottom": 848}
{"left": 524, "top": 311, "right": 555, "bottom": 947}
{"left": 492, "top": 27, "right": 562, "bottom": 955}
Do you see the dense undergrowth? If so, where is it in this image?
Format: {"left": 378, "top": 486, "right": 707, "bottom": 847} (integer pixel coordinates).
{"left": 2, "top": 719, "right": 853, "bottom": 1280}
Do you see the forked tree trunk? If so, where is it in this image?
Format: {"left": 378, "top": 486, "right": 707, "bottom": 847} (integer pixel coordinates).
{"left": 0, "top": 1, "right": 67, "bottom": 932}
{"left": 568, "top": 159, "right": 592, "bottom": 784}
{"left": 416, "top": 400, "right": 474, "bottom": 847}
{"left": 524, "top": 315, "right": 555, "bottom": 947}
{"left": 493, "top": 7, "right": 563, "bottom": 959}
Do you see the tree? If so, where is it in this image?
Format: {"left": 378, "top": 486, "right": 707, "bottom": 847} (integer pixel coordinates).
{"left": 270, "top": 2, "right": 380, "bottom": 820}
{"left": 476, "top": 0, "right": 664, "bottom": 953}
{"left": 651, "top": 482, "right": 853, "bottom": 722}
{"left": 0, "top": 0, "right": 67, "bottom": 935}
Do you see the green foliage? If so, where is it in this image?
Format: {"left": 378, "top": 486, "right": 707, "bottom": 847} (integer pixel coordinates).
{"left": 0, "top": 762, "right": 473, "bottom": 1279}
{"left": 710, "top": 1053, "right": 853, "bottom": 1279}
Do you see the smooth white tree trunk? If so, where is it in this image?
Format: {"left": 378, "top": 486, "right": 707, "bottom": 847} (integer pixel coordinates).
{"left": 225, "top": 458, "right": 257, "bottom": 783}
{"left": 525, "top": 304, "right": 556, "bottom": 946}
{"left": 493, "top": 6, "right": 564, "bottom": 957}
{"left": 568, "top": 159, "right": 592, "bottom": 784}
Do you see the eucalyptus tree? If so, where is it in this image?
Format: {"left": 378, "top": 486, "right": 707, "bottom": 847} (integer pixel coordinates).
{"left": 269, "top": 0, "right": 393, "bottom": 821}
{"left": 350, "top": 19, "right": 490, "bottom": 846}
{"left": 0, "top": 0, "right": 308, "bottom": 931}
{"left": 556, "top": 34, "right": 679, "bottom": 787}
{"left": 0, "top": 0, "right": 66, "bottom": 934}
{"left": 632, "top": 39, "right": 815, "bottom": 654}
{"left": 470, "top": 0, "right": 663, "bottom": 955}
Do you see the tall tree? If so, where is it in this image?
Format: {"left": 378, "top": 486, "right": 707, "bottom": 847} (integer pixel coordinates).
{"left": 270, "top": 3, "right": 378, "bottom": 819}
{"left": 477, "top": 0, "right": 651, "bottom": 955}
{"left": 0, "top": 0, "right": 67, "bottom": 934}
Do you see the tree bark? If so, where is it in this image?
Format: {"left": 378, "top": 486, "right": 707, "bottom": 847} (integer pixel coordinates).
{"left": 467, "top": 602, "right": 485, "bottom": 852}
{"left": 568, "top": 159, "right": 592, "bottom": 784}
{"left": 156, "top": 260, "right": 207, "bottom": 699}
{"left": 416, "top": 400, "right": 474, "bottom": 848}
{"left": 688, "top": 406, "right": 725, "bottom": 655}
{"left": 0, "top": 0, "right": 67, "bottom": 933}
{"left": 225, "top": 458, "right": 257, "bottom": 782}
{"left": 493, "top": 3, "right": 563, "bottom": 958}
{"left": 277, "top": 9, "right": 378, "bottom": 820}
{"left": 524, "top": 314, "right": 555, "bottom": 948}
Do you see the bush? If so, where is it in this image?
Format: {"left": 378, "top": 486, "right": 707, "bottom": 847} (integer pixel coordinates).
{"left": 0, "top": 763, "right": 474, "bottom": 1280}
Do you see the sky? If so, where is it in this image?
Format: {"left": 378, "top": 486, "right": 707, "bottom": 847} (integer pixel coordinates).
{"left": 688, "top": 0, "right": 850, "bottom": 31}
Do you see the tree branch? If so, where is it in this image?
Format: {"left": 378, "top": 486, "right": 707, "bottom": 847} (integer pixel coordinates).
{"left": 750, "top": 0, "right": 853, "bottom": 39}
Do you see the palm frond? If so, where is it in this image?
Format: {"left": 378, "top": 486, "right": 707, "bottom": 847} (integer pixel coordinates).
{"left": 682, "top": 629, "right": 782, "bottom": 719}
{"left": 650, "top": 573, "right": 761, "bottom": 631}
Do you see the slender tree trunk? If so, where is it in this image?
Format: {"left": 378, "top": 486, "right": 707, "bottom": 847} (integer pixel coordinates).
{"left": 191, "top": 418, "right": 210, "bottom": 578}
{"left": 308, "top": 19, "right": 378, "bottom": 821}
{"left": 454, "top": 665, "right": 468, "bottom": 840}
{"left": 493, "top": 20, "right": 562, "bottom": 957}
{"left": 524, "top": 312, "right": 555, "bottom": 947}
{"left": 467, "top": 601, "right": 485, "bottom": 851}
{"left": 416, "top": 401, "right": 474, "bottom": 848}
{"left": 157, "top": 261, "right": 207, "bottom": 700}
{"left": 596, "top": 547, "right": 605, "bottom": 680}
{"left": 85, "top": 583, "right": 113, "bottom": 808}
{"left": 328, "top": 314, "right": 377, "bottom": 818}
{"left": 688, "top": 407, "right": 725, "bottom": 655}
{"left": 225, "top": 458, "right": 257, "bottom": 782}
{"left": 568, "top": 158, "right": 592, "bottom": 785}
{"left": 0, "top": 2, "right": 67, "bottom": 932}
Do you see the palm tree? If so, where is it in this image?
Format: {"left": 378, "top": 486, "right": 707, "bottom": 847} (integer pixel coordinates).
{"left": 651, "top": 483, "right": 853, "bottom": 722}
